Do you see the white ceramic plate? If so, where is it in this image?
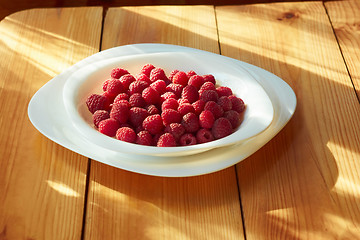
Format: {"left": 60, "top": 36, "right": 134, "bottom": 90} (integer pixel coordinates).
{"left": 28, "top": 44, "right": 296, "bottom": 177}
{"left": 62, "top": 51, "right": 273, "bottom": 156}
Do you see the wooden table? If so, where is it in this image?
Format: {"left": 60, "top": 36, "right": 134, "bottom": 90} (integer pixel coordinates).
{"left": 1, "top": 1, "right": 360, "bottom": 239}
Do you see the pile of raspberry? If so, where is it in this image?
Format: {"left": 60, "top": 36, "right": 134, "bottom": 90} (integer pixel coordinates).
{"left": 85, "top": 64, "right": 246, "bottom": 147}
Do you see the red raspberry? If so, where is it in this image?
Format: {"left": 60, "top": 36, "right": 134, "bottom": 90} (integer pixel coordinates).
{"left": 181, "top": 85, "right": 199, "bottom": 103}
{"left": 142, "top": 114, "right": 164, "bottom": 135}
{"left": 181, "top": 112, "right": 199, "bottom": 133}
{"left": 228, "top": 95, "right": 246, "bottom": 113}
{"left": 93, "top": 110, "right": 110, "bottom": 128}
{"left": 146, "top": 104, "right": 160, "bottom": 115}
{"left": 142, "top": 87, "right": 160, "bottom": 105}
{"left": 204, "top": 101, "right": 224, "bottom": 119}
{"left": 178, "top": 103, "right": 195, "bottom": 116}
{"left": 224, "top": 110, "right": 241, "bottom": 128}
{"left": 140, "top": 63, "right": 155, "bottom": 77}
{"left": 172, "top": 71, "right": 188, "bottom": 86}
{"left": 166, "top": 83, "right": 183, "bottom": 98}
{"left": 102, "top": 78, "right": 111, "bottom": 91}
{"left": 136, "top": 130, "right": 153, "bottom": 146}
{"left": 150, "top": 67, "right": 169, "bottom": 83}
{"left": 188, "top": 75, "right": 204, "bottom": 89}
{"left": 178, "top": 98, "right": 190, "bottom": 105}
{"left": 161, "top": 98, "right": 179, "bottom": 111}
{"left": 110, "top": 102, "right": 130, "bottom": 123}
{"left": 199, "top": 89, "right": 219, "bottom": 102}
{"left": 116, "top": 127, "right": 136, "bottom": 143}
{"left": 150, "top": 80, "right": 167, "bottom": 95}
{"left": 160, "top": 92, "right": 178, "bottom": 103}
{"left": 217, "top": 96, "right": 232, "bottom": 111}
{"left": 216, "top": 86, "right": 233, "bottom": 97}
{"left": 113, "top": 93, "right": 129, "bottom": 104}
{"left": 186, "top": 70, "right": 197, "bottom": 78}
{"left": 129, "top": 80, "right": 149, "bottom": 95}
{"left": 119, "top": 74, "right": 136, "bottom": 89}
{"left": 98, "top": 118, "right": 120, "bottom": 137}
{"left": 136, "top": 73, "right": 151, "bottom": 84}
{"left": 192, "top": 99, "right": 206, "bottom": 115}
{"left": 86, "top": 94, "right": 109, "bottom": 114}
{"left": 199, "top": 81, "right": 216, "bottom": 95}
{"left": 129, "top": 93, "right": 146, "bottom": 108}
{"left": 168, "top": 69, "right": 179, "bottom": 81}
{"left": 212, "top": 117, "right": 233, "bottom": 139}
{"left": 165, "top": 123, "right": 185, "bottom": 140}
{"left": 179, "top": 133, "right": 197, "bottom": 146}
{"left": 196, "top": 128, "right": 215, "bottom": 144}
{"left": 157, "top": 133, "right": 177, "bottom": 147}
{"left": 199, "top": 110, "right": 215, "bottom": 129}
{"left": 129, "top": 107, "right": 149, "bottom": 127}
{"left": 202, "top": 74, "right": 216, "bottom": 84}
{"left": 111, "top": 67, "right": 129, "bottom": 79}
{"left": 161, "top": 109, "right": 182, "bottom": 126}
{"left": 105, "top": 78, "right": 124, "bottom": 97}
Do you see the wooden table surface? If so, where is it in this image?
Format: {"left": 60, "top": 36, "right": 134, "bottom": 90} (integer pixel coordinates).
{"left": 1, "top": 1, "right": 360, "bottom": 239}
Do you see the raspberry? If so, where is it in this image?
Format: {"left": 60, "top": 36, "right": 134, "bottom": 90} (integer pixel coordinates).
{"left": 217, "top": 96, "right": 232, "bottom": 111}
{"left": 142, "top": 114, "right": 164, "bottom": 135}
{"left": 202, "top": 74, "right": 216, "bottom": 84}
{"left": 224, "top": 110, "right": 241, "bottom": 128}
{"left": 106, "top": 78, "right": 124, "bottom": 97}
{"left": 113, "top": 93, "right": 129, "bottom": 104}
{"left": 146, "top": 104, "right": 160, "bottom": 115}
{"left": 102, "top": 78, "right": 111, "bottom": 91}
{"left": 136, "top": 73, "right": 151, "bottom": 84}
{"left": 196, "top": 128, "right": 214, "bottom": 144}
{"left": 177, "top": 98, "right": 190, "bottom": 105}
{"left": 165, "top": 123, "right": 185, "bottom": 140}
{"left": 168, "top": 69, "right": 179, "bottom": 81}
{"left": 150, "top": 80, "right": 167, "bottom": 95}
{"left": 199, "top": 89, "right": 219, "bottom": 102}
{"left": 140, "top": 63, "right": 155, "bottom": 77}
{"left": 116, "top": 127, "right": 136, "bottom": 143}
{"left": 199, "top": 81, "right": 216, "bottom": 94}
{"left": 212, "top": 117, "right": 233, "bottom": 139}
{"left": 181, "top": 112, "right": 199, "bottom": 133}
{"left": 142, "top": 87, "right": 160, "bottom": 105}
{"left": 216, "top": 86, "right": 233, "bottom": 97}
{"left": 110, "top": 102, "right": 130, "bottom": 123}
{"left": 178, "top": 103, "right": 195, "bottom": 116}
{"left": 93, "top": 110, "right": 110, "bottom": 128}
{"left": 136, "top": 130, "right": 153, "bottom": 146}
{"left": 186, "top": 70, "right": 197, "bottom": 78}
{"left": 161, "top": 109, "right": 181, "bottom": 126}
{"left": 192, "top": 99, "right": 205, "bottom": 115}
{"left": 111, "top": 67, "right": 129, "bottom": 79}
{"left": 129, "top": 93, "right": 146, "bottom": 108}
{"left": 98, "top": 118, "right": 120, "bottom": 137}
{"left": 160, "top": 92, "right": 178, "bottom": 103}
{"left": 181, "top": 85, "right": 199, "bottom": 103}
{"left": 188, "top": 75, "right": 204, "bottom": 89}
{"left": 228, "top": 95, "right": 246, "bottom": 113}
{"left": 129, "top": 80, "right": 149, "bottom": 95}
{"left": 172, "top": 71, "right": 188, "bottom": 86}
{"left": 204, "top": 101, "right": 224, "bottom": 119}
{"left": 119, "top": 74, "right": 136, "bottom": 89}
{"left": 161, "top": 98, "right": 179, "bottom": 111}
{"left": 157, "top": 133, "right": 177, "bottom": 147}
{"left": 166, "top": 83, "right": 183, "bottom": 98}
{"left": 199, "top": 110, "right": 215, "bottom": 129}
{"left": 129, "top": 107, "right": 149, "bottom": 127}
{"left": 179, "top": 133, "right": 197, "bottom": 146}
{"left": 86, "top": 94, "right": 109, "bottom": 114}
{"left": 150, "top": 67, "right": 169, "bottom": 83}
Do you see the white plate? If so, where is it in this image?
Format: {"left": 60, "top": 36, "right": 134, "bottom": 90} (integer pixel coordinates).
{"left": 62, "top": 51, "right": 273, "bottom": 157}
{"left": 28, "top": 44, "right": 296, "bottom": 177}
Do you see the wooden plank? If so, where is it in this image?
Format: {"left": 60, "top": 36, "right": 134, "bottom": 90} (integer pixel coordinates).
{"left": 216, "top": 2, "right": 360, "bottom": 239}
{"left": 84, "top": 6, "right": 245, "bottom": 240}
{"left": 0, "top": 7, "right": 102, "bottom": 239}
{"left": 325, "top": 0, "right": 360, "bottom": 100}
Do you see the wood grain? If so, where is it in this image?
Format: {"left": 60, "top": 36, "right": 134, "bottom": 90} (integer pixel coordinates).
{"left": 0, "top": 7, "right": 102, "bottom": 240}
{"left": 83, "top": 6, "right": 244, "bottom": 240}
{"left": 325, "top": 0, "right": 360, "bottom": 100}
{"left": 216, "top": 2, "right": 360, "bottom": 239}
